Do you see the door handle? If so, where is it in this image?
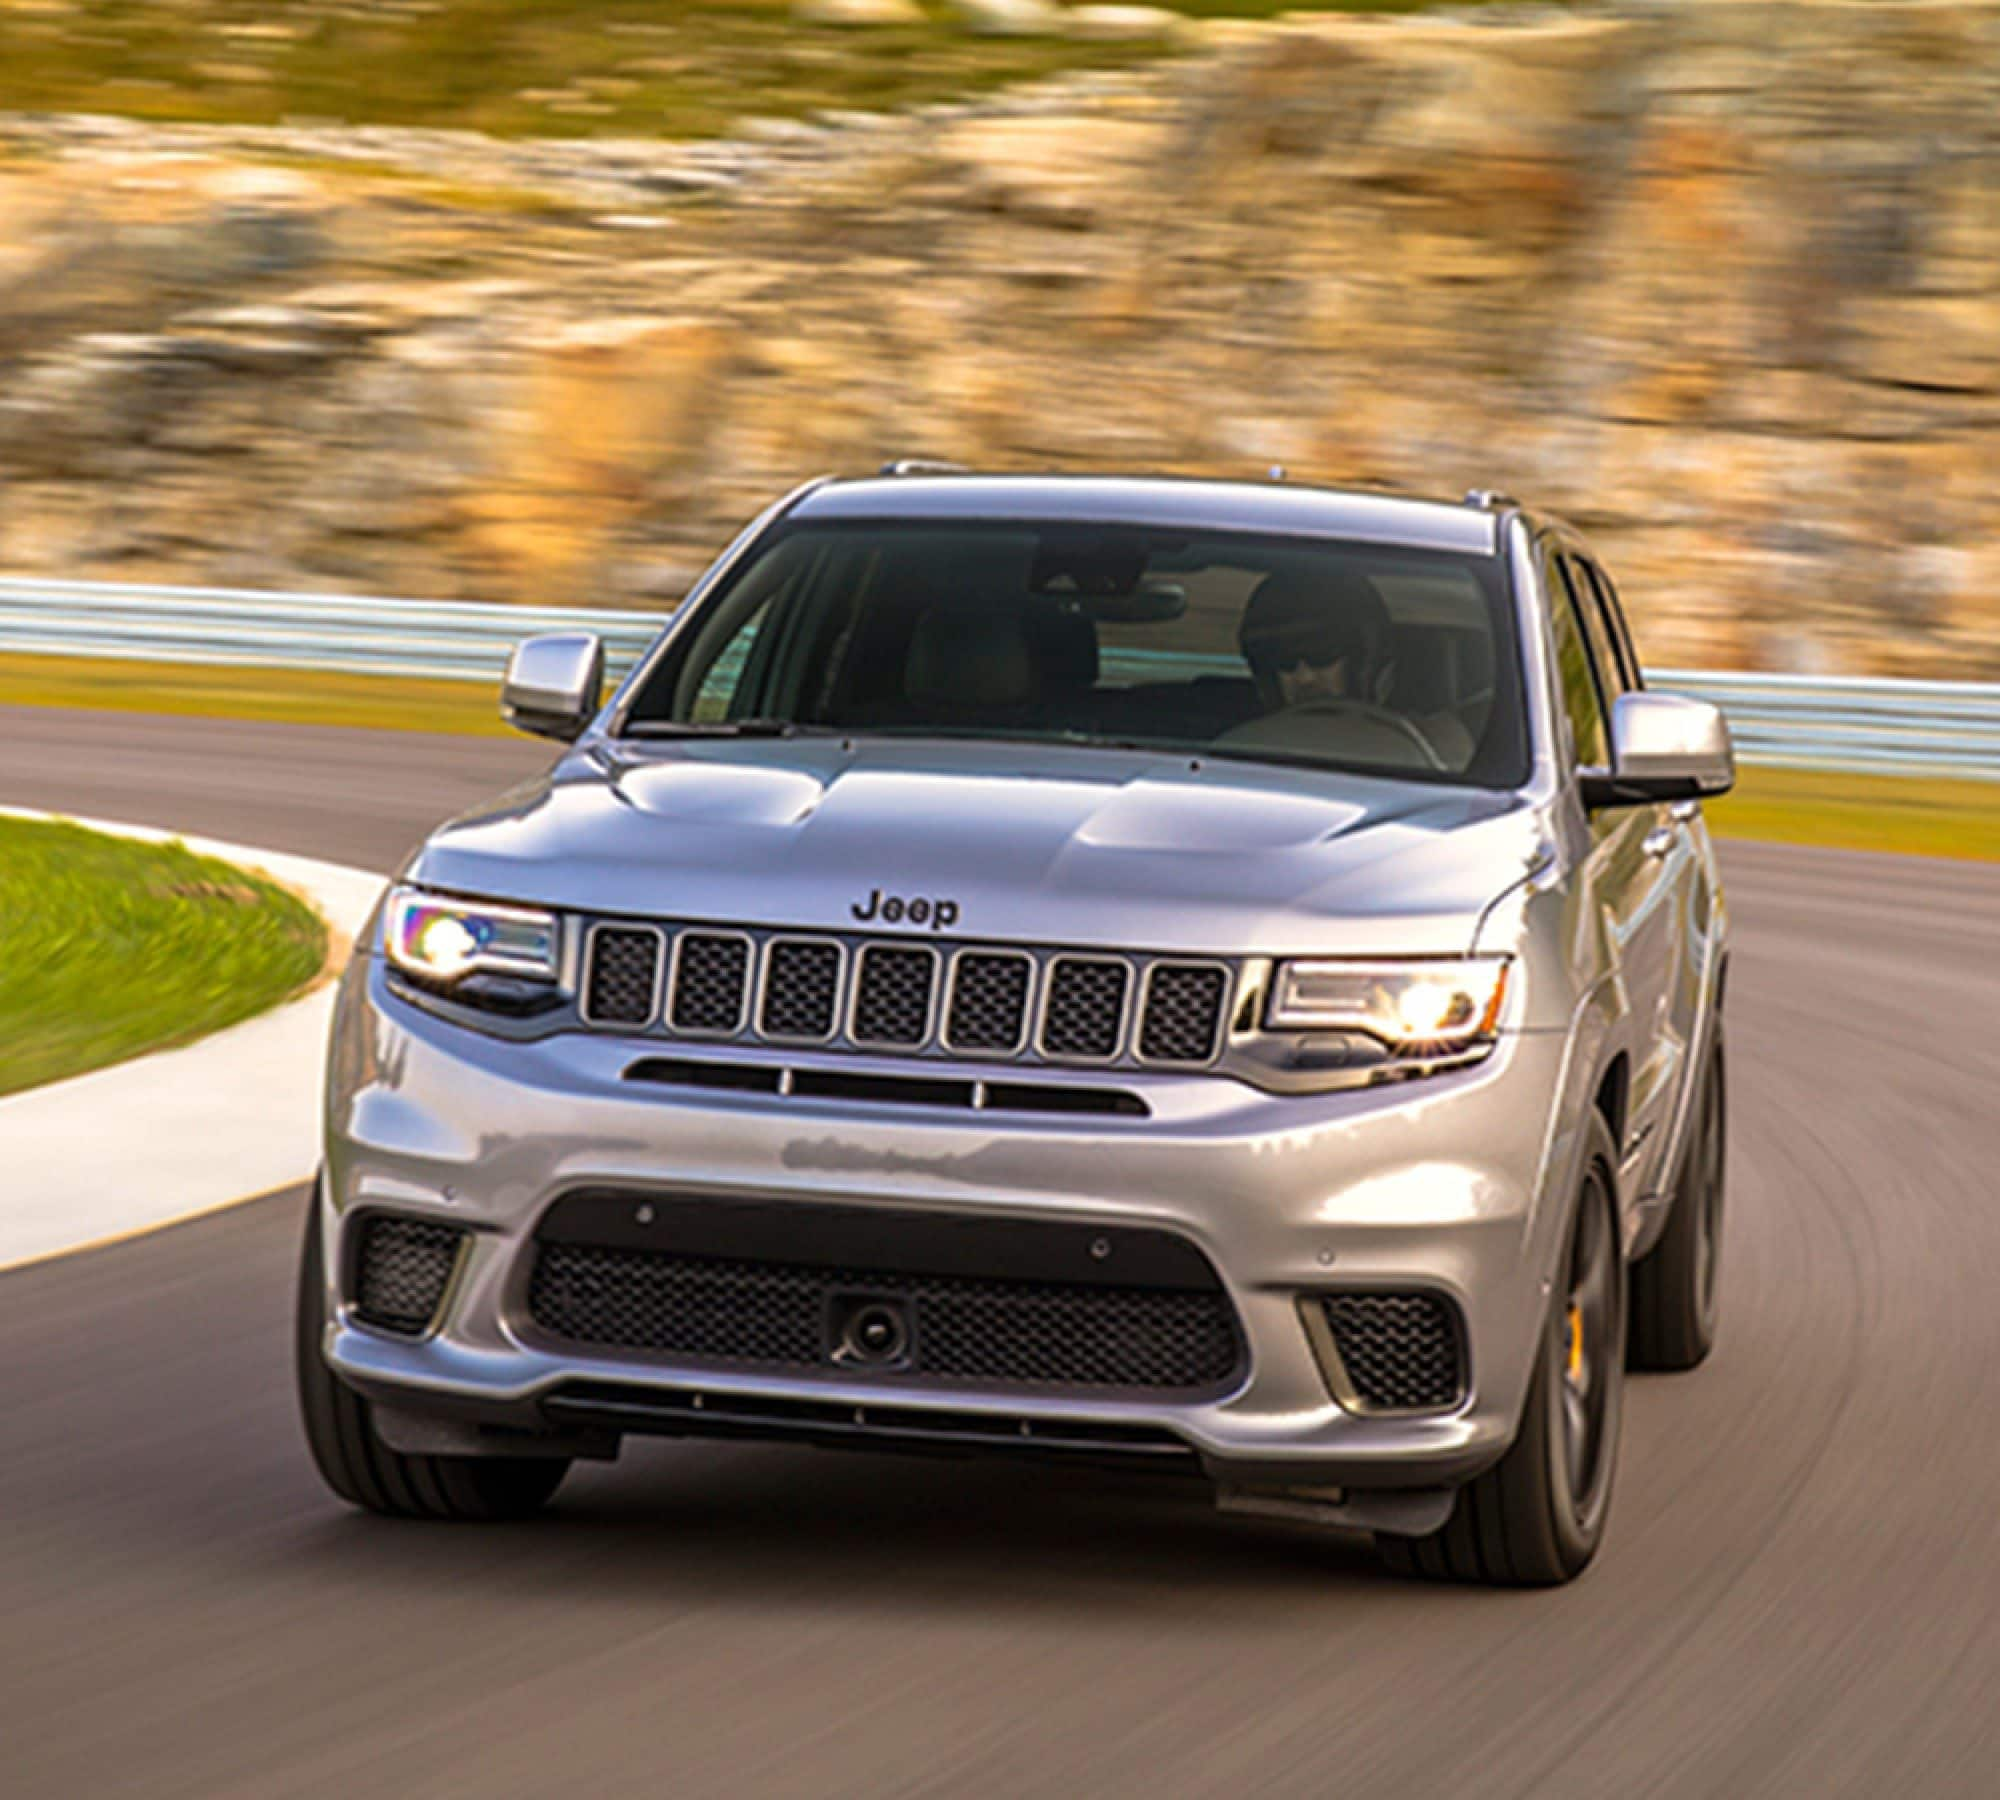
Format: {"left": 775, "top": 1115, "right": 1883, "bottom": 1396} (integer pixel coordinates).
{"left": 1642, "top": 826, "right": 1675, "bottom": 859}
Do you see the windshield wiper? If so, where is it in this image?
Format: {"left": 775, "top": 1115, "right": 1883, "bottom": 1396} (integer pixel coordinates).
{"left": 622, "top": 718, "right": 813, "bottom": 739}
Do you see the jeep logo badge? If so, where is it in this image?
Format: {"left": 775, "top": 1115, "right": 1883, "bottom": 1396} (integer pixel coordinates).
{"left": 851, "top": 889, "right": 960, "bottom": 931}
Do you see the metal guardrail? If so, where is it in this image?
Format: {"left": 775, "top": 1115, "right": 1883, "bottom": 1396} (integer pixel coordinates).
{"left": 2, "top": 575, "right": 1996, "bottom": 780}
{"left": 0, "top": 576, "right": 667, "bottom": 684}
{"left": 1638, "top": 669, "right": 2000, "bottom": 782}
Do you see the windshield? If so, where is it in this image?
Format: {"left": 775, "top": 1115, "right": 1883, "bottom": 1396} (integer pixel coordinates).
{"left": 621, "top": 519, "right": 1529, "bottom": 788}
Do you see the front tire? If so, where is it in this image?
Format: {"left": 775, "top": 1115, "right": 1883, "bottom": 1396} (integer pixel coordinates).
{"left": 1376, "top": 1111, "right": 1627, "bottom": 1586}
{"left": 1630, "top": 1026, "right": 1727, "bottom": 1372}
{"left": 294, "top": 1188, "right": 569, "bottom": 1521}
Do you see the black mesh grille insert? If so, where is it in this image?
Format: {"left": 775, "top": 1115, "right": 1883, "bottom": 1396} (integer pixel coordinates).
{"left": 851, "top": 944, "right": 936, "bottom": 1046}
{"left": 585, "top": 926, "right": 661, "bottom": 1026}
{"left": 946, "top": 952, "right": 1032, "bottom": 1053}
{"left": 1322, "top": 1293, "right": 1464, "bottom": 1411}
{"left": 1139, "top": 963, "right": 1228, "bottom": 1064}
{"left": 1041, "top": 958, "right": 1128, "bottom": 1060}
{"left": 353, "top": 1217, "right": 464, "bottom": 1335}
{"left": 672, "top": 933, "right": 750, "bottom": 1034}
{"left": 761, "top": 939, "right": 841, "bottom": 1040}
{"left": 528, "top": 1244, "right": 1242, "bottom": 1393}
{"left": 532, "top": 1245, "right": 825, "bottom": 1367}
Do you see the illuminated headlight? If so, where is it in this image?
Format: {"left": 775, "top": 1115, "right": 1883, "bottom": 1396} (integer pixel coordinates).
{"left": 1267, "top": 958, "right": 1510, "bottom": 1056}
{"left": 384, "top": 887, "right": 559, "bottom": 985}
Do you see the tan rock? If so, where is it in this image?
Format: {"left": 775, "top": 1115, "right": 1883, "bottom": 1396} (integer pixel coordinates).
{"left": 1, "top": 5, "right": 1998, "bottom": 675}
{"left": 1840, "top": 295, "right": 2000, "bottom": 394}
{"left": 1062, "top": 4, "right": 1180, "bottom": 43}
{"left": 792, "top": 0, "right": 924, "bottom": 30}
{"left": 950, "top": 0, "right": 1060, "bottom": 36}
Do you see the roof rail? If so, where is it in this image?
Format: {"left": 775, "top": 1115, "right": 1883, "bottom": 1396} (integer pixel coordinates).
{"left": 1463, "top": 488, "right": 1522, "bottom": 511}
{"left": 879, "top": 458, "right": 969, "bottom": 478}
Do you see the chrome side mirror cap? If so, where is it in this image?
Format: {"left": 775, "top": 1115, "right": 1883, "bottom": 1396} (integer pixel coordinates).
{"left": 1582, "top": 691, "right": 1736, "bottom": 808}
{"left": 501, "top": 633, "right": 604, "bottom": 742}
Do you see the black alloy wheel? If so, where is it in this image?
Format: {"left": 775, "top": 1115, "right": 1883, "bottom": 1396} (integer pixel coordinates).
{"left": 1377, "top": 1109, "right": 1627, "bottom": 1585}
{"left": 1559, "top": 1156, "right": 1620, "bottom": 1533}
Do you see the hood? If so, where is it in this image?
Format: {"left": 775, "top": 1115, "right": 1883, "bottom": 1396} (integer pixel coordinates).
{"left": 406, "top": 737, "right": 1543, "bottom": 957}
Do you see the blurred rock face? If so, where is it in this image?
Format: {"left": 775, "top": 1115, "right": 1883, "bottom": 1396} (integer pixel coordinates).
{"left": 0, "top": 0, "right": 1996, "bottom": 676}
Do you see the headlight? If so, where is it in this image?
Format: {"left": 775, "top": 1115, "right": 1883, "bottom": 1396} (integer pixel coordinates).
{"left": 384, "top": 887, "right": 560, "bottom": 985}
{"left": 1267, "top": 957, "right": 1510, "bottom": 1055}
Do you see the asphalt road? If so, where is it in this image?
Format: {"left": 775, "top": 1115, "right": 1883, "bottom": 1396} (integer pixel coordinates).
{"left": 5, "top": 703, "right": 2000, "bottom": 1797}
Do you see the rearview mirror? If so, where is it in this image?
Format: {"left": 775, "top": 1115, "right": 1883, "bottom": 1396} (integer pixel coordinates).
{"left": 1581, "top": 691, "right": 1735, "bottom": 808}
{"left": 1087, "top": 581, "right": 1188, "bottom": 625}
{"left": 502, "top": 633, "right": 604, "bottom": 742}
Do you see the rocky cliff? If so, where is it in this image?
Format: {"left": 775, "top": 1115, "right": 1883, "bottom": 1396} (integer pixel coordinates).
{"left": 2, "top": 0, "right": 1996, "bottom": 675}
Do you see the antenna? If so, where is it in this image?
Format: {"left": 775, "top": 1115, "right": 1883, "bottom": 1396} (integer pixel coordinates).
{"left": 879, "top": 458, "right": 968, "bottom": 478}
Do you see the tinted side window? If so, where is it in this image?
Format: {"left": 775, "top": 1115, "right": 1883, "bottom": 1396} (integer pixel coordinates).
{"left": 1564, "top": 554, "right": 1630, "bottom": 701}
{"left": 1549, "top": 552, "right": 1610, "bottom": 769}
{"left": 1582, "top": 560, "right": 1643, "bottom": 691}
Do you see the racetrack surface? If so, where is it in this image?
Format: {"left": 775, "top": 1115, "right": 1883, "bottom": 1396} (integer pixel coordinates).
{"left": 4, "top": 704, "right": 1999, "bottom": 1797}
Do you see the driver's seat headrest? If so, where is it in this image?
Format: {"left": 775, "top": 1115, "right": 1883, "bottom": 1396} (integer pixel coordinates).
{"left": 904, "top": 605, "right": 1035, "bottom": 710}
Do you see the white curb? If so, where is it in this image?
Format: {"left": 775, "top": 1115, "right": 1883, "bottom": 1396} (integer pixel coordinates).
{"left": 0, "top": 809, "right": 385, "bottom": 1271}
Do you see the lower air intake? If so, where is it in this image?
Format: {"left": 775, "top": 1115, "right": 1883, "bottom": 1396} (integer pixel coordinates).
{"left": 1321, "top": 1292, "right": 1465, "bottom": 1411}
{"left": 352, "top": 1216, "right": 465, "bottom": 1336}
{"left": 528, "top": 1243, "right": 1243, "bottom": 1394}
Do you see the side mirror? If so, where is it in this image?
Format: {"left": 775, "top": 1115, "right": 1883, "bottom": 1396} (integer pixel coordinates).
{"left": 501, "top": 633, "right": 604, "bottom": 742}
{"left": 1581, "top": 691, "right": 1735, "bottom": 809}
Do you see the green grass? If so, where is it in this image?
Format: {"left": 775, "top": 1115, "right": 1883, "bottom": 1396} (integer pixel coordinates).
{"left": 1704, "top": 765, "right": 2000, "bottom": 865}
{"left": 4, "top": 653, "right": 1992, "bottom": 862}
{"left": 0, "top": 0, "right": 1490, "bottom": 141}
{"left": 0, "top": 652, "right": 516, "bottom": 736}
{"left": 0, "top": 817, "right": 328, "bottom": 1098}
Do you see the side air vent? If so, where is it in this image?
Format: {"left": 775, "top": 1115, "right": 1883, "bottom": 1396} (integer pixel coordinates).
{"left": 1319, "top": 1292, "right": 1466, "bottom": 1412}
{"left": 351, "top": 1216, "right": 466, "bottom": 1336}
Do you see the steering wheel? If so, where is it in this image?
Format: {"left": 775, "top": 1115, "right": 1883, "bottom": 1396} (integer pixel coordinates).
{"left": 1270, "top": 698, "right": 1450, "bottom": 771}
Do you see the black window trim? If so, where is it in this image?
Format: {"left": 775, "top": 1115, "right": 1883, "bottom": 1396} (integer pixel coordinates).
{"left": 1544, "top": 540, "right": 1613, "bottom": 777}
{"left": 1576, "top": 555, "right": 1643, "bottom": 694}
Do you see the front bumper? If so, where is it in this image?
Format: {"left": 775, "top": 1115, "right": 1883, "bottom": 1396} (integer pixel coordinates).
{"left": 318, "top": 955, "right": 1578, "bottom": 1490}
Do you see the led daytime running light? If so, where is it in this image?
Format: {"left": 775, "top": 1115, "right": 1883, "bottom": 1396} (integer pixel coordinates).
{"left": 385, "top": 888, "right": 559, "bottom": 985}
{"left": 1267, "top": 957, "right": 1510, "bottom": 1052}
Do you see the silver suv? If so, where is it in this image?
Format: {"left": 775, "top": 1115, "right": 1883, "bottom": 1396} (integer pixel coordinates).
{"left": 297, "top": 474, "right": 1734, "bottom": 1585}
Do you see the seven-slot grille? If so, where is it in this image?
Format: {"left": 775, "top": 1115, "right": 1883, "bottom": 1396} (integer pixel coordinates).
{"left": 581, "top": 925, "right": 1233, "bottom": 1070}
